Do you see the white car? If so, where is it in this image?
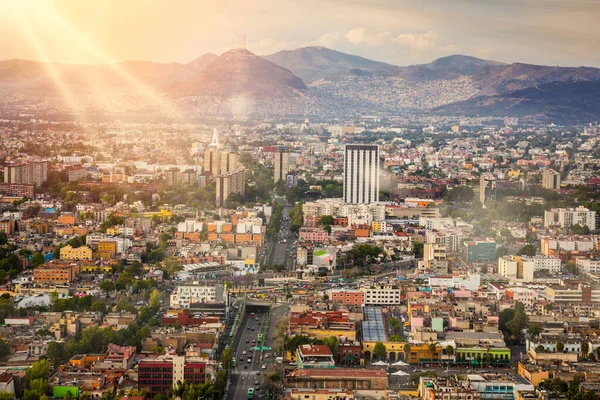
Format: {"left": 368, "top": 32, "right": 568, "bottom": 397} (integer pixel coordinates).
{"left": 262, "top": 364, "right": 267, "bottom": 369}
{"left": 242, "top": 350, "right": 247, "bottom": 355}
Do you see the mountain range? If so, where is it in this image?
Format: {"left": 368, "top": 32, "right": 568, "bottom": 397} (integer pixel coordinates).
{"left": 1, "top": 46, "right": 600, "bottom": 123}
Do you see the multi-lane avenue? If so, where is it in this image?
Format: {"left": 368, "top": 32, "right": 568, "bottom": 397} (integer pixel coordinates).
{"left": 226, "top": 310, "right": 269, "bottom": 400}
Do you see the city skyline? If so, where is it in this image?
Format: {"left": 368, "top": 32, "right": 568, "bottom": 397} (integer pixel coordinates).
{"left": 1, "top": 0, "right": 600, "bottom": 68}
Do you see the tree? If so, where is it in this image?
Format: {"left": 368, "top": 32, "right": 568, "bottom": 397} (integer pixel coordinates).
{"left": 99, "top": 280, "right": 115, "bottom": 297}
{"left": 564, "top": 260, "right": 579, "bottom": 275}
{"left": 445, "top": 345, "right": 454, "bottom": 356}
{"left": 31, "top": 252, "right": 45, "bottom": 268}
{"left": 64, "top": 391, "right": 73, "bottom": 400}
{"left": 26, "top": 359, "right": 50, "bottom": 383}
{"left": 517, "top": 244, "right": 537, "bottom": 256}
{"left": 527, "top": 323, "right": 542, "bottom": 338}
{"left": 0, "top": 392, "right": 16, "bottom": 400}
{"left": 544, "top": 303, "right": 554, "bottom": 312}
{"left": 149, "top": 289, "right": 161, "bottom": 308}
{"left": 373, "top": 342, "right": 387, "bottom": 360}
{"left": 318, "top": 215, "right": 334, "bottom": 226}
{"left": 428, "top": 343, "right": 437, "bottom": 361}
{"left": 498, "top": 308, "right": 515, "bottom": 336}
{"left": 0, "top": 232, "right": 7, "bottom": 246}
{"left": 324, "top": 336, "right": 339, "bottom": 356}
{"left": 506, "top": 302, "right": 528, "bottom": 337}
{"left": 556, "top": 341, "right": 564, "bottom": 353}
{"left": 412, "top": 241, "right": 424, "bottom": 258}
{"left": 220, "top": 348, "right": 233, "bottom": 370}
{"left": 581, "top": 342, "right": 590, "bottom": 359}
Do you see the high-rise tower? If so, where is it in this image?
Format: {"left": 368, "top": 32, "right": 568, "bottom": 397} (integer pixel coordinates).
{"left": 343, "top": 144, "right": 379, "bottom": 204}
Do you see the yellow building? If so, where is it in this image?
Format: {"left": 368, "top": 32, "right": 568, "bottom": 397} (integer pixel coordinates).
{"left": 362, "top": 341, "right": 435, "bottom": 363}
{"left": 59, "top": 245, "right": 93, "bottom": 261}
{"left": 106, "top": 226, "right": 121, "bottom": 236}
{"left": 508, "top": 169, "right": 521, "bottom": 178}
{"left": 96, "top": 240, "right": 117, "bottom": 259}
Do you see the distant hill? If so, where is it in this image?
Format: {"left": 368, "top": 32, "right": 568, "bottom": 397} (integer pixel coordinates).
{"left": 167, "top": 49, "right": 306, "bottom": 98}
{"left": 263, "top": 46, "right": 398, "bottom": 82}
{"left": 432, "top": 81, "right": 600, "bottom": 124}
{"left": 0, "top": 59, "right": 195, "bottom": 92}
{"left": 420, "top": 54, "right": 506, "bottom": 75}
{"left": 186, "top": 53, "right": 219, "bottom": 72}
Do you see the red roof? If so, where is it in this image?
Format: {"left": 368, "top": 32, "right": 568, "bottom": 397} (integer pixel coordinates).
{"left": 298, "top": 344, "right": 333, "bottom": 357}
{"left": 288, "top": 368, "right": 387, "bottom": 378}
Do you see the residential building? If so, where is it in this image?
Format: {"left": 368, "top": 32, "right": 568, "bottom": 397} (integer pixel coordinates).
{"left": 364, "top": 286, "right": 402, "bottom": 306}
{"left": 510, "top": 255, "right": 561, "bottom": 281}
{"left": 296, "top": 344, "right": 335, "bottom": 369}
{"left": 215, "top": 169, "right": 246, "bottom": 207}
{"left": 33, "top": 261, "right": 81, "bottom": 284}
{"left": 542, "top": 169, "right": 561, "bottom": 190}
{"left": 343, "top": 144, "right": 379, "bottom": 204}
{"left": 421, "top": 242, "right": 448, "bottom": 273}
{"left": 544, "top": 207, "right": 597, "bottom": 231}
{"left": 59, "top": 245, "right": 93, "bottom": 261}
{"left": 170, "top": 283, "right": 226, "bottom": 308}
{"left": 64, "top": 166, "right": 88, "bottom": 182}
{"left": 298, "top": 227, "right": 329, "bottom": 243}
{"left": 0, "top": 220, "right": 16, "bottom": 235}
{"left": 3, "top": 161, "right": 48, "bottom": 185}
{"left": 576, "top": 258, "right": 600, "bottom": 274}
{"left": 0, "top": 183, "right": 35, "bottom": 197}
{"left": 274, "top": 151, "right": 289, "bottom": 183}
{"left": 138, "top": 356, "right": 210, "bottom": 397}
{"left": 329, "top": 290, "right": 364, "bottom": 306}
{"left": 541, "top": 235, "right": 598, "bottom": 256}
{"left": 498, "top": 256, "right": 518, "bottom": 280}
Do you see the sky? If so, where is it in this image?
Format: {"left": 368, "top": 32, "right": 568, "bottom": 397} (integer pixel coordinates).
{"left": 1, "top": 0, "right": 599, "bottom": 67}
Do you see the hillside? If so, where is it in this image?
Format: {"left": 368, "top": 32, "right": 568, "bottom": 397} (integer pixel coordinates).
{"left": 263, "top": 46, "right": 398, "bottom": 82}
{"left": 167, "top": 49, "right": 306, "bottom": 98}
{"left": 432, "top": 81, "right": 600, "bottom": 124}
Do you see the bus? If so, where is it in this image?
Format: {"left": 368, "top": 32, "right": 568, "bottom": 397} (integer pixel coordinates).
{"left": 247, "top": 388, "right": 254, "bottom": 399}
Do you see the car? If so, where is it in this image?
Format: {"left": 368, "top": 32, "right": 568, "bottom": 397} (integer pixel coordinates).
{"left": 248, "top": 358, "right": 252, "bottom": 363}
{"left": 240, "top": 357, "right": 244, "bottom": 361}
{"left": 262, "top": 364, "right": 267, "bottom": 369}
{"left": 246, "top": 339, "right": 249, "bottom": 343}
{"left": 256, "top": 371, "right": 260, "bottom": 376}
{"left": 264, "top": 354, "right": 269, "bottom": 358}
{"left": 244, "top": 365, "right": 247, "bottom": 369}
{"left": 252, "top": 328, "right": 255, "bottom": 331}
{"left": 243, "top": 350, "right": 247, "bottom": 355}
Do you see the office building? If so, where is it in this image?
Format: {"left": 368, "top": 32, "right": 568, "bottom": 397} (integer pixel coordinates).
{"left": 274, "top": 151, "right": 290, "bottom": 183}
{"left": 421, "top": 242, "right": 448, "bottom": 273}
{"left": 479, "top": 173, "right": 496, "bottom": 205}
{"left": 170, "top": 283, "right": 226, "bottom": 308}
{"left": 343, "top": 144, "right": 379, "bottom": 204}
{"left": 215, "top": 169, "right": 246, "bottom": 207}
{"left": 542, "top": 169, "right": 561, "bottom": 190}
{"left": 544, "top": 207, "right": 597, "bottom": 231}
{"left": 463, "top": 240, "right": 496, "bottom": 263}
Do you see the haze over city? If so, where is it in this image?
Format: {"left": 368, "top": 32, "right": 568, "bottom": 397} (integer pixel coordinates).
{"left": 0, "top": 2, "right": 599, "bottom": 400}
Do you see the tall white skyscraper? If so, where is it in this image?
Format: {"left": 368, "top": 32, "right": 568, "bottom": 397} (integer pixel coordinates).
{"left": 343, "top": 144, "right": 379, "bottom": 204}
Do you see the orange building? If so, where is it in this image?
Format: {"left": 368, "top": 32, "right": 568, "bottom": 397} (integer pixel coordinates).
{"left": 236, "top": 233, "right": 252, "bottom": 243}
{"left": 33, "top": 261, "right": 82, "bottom": 283}
{"left": 0, "top": 220, "right": 16, "bottom": 235}
{"left": 57, "top": 215, "right": 76, "bottom": 225}
{"left": 220, "top": 233, "right": 235, "bottom": 244}
{"left": 184, "top": 232, "right": 200, "bottom": 242}
{"left": 96, "top": 240, "right": 117, "bottom": 259}
{"left": 330, "top": 290, "right": 364, "bottom": 306}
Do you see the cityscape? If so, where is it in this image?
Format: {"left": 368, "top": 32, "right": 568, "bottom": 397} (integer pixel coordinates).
{"left": 0, "top": 2, "right": 600, "bottom": 400}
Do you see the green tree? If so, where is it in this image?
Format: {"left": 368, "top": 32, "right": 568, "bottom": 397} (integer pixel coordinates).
{"left": 517, "top": 244, "right": 537, "bottom": 256}
{"left": 26, "top": 359, "right": 50, "bottom": 383}
{"left": 428, "top": 343, "right": 437, "bottom": 361}
{"left": 149, "top": 289, "right": 161, "bottom": 308}
{"left": 527, "top": 323, "right": 542, "bottom": 338}
{"left": 99, "top": 280, "right": 115, "bottom": 297}
{"left": 581, "top": 342, "right": 589, "bottom": 359}
{"left": 31, "top": 252, "right": 45, "bottom": 268}
{"left": 325, "top": 335, "right": 339, "bottom": 355}
{"left": 0, "top": 232, "right": 7, "bottom": 246}
{"left": 373, "top": 342, "right": 387, "bottom": 360}
{"left": 556, "top": 341, "right": 564, "bottom": 353}
{"left": 412, "top": 241, "right": 424, "bottom": 258}
{"left": 220, "top": 348, "right": 233, "bottom": 370}
{"left": 445, "top": 345, "right": 454, "bottom": 356}
{"left": 0, "top": 392, "right": 16, "bottom": 400}
{"left": 498, "top": 308, "right": 516, "bottom": 336}
{"left": 318, "top": 215, "right": 334, "bottom": 226}
{"left": 506, "top": 302, "right": 528, "bottom": 336}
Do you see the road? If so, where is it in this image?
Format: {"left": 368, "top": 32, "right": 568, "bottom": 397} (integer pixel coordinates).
{"left": 226, "top": 310, "right": 268, "bottom": 400}
{"left": 269, "top": 205, "right": 295, "bottom": 269}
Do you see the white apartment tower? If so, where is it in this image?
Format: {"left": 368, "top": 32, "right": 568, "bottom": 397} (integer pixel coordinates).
{"left": 343, "top": 144, "right": 379, "bottom": 204}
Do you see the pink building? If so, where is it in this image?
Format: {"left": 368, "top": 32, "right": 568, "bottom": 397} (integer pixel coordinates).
{"left": 299, "top": 228, "right": 329, "bottom": 243}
